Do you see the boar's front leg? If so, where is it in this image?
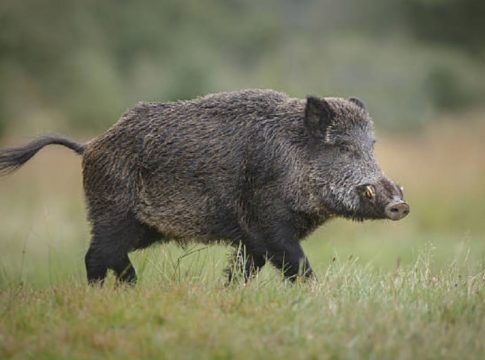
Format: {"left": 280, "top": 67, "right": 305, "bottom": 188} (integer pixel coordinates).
{"left": 265, "top": 224, "right": 313, "bottom": 281}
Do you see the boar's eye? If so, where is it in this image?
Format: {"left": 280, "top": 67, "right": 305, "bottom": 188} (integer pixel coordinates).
{"left": 337, "top": 143, "right": 352, "bottom": 153}
{"left": 337, "top": 143, "right": 362, "bottom": 159}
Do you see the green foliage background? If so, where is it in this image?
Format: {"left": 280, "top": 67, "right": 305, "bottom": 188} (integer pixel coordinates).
{"left": 1, "top": 0, "right": 484, "bottom": 135}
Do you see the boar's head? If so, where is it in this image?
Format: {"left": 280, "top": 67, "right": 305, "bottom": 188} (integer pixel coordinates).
{"left": 304, "top": 96, "right": 409, "bottom": 221}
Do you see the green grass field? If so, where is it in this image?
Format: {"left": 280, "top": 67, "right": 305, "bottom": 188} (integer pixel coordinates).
{"left": 1, "top": 117, "right": 484, "bottom": 359}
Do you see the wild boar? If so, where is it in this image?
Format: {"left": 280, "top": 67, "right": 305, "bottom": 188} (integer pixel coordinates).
{"left": 0, "top": 89, "right": 409, "bottom": 284}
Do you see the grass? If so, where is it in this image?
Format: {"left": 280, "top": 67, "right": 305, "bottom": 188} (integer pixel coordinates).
{"left": 0, "top": 116, "right": 484, "bottom": 359}
{"left": 1, "top": 250, "right": 483, "bottom": 359}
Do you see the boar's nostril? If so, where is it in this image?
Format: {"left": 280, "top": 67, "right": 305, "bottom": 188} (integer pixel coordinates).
{"left": 385, "top": 201, "right": 410, "bottom": 221}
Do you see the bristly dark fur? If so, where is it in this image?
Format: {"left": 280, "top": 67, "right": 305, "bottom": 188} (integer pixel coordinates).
{"left": 0, "top": 89, "right": 407, "bottom": 285}
{"left": 0, "top": 134, "right": 84, "bottom": 175}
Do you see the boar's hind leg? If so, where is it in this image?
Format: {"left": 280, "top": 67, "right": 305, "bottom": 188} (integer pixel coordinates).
{"left": 84, "top": 245, "right": 110, "bottom": 285}
{"left": 111, "top": 254, "right": 137, "bottom": 284}
{"left": 85, "top": 233, "right": 137, "bottom": 285}
{"left": 85, "top": 212, "right": 160, "bottom": 286}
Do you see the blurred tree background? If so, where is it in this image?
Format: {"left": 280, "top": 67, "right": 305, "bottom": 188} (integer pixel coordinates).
{"left": 0, "top": 0, "right": 484, "bottom": 136}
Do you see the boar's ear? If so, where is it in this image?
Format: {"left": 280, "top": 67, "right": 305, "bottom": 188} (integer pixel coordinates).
{"left": 304, "top": 96, "right": 335, "bottom": 140}
{"left": 348, "top": 97, "right": 367, "bottom": 111}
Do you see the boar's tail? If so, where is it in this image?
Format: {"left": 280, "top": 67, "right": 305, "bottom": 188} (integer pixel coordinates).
{"left": 0, "top": 134, "right": 85, "bottom": 175}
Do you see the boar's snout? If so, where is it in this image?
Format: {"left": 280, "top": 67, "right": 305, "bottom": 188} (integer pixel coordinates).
{"left": 384, "top": 200, "right": 409, "bottom": 221}
{"left": 357, "top": 179, "right": 410, "bottom": 221}
{"left": 381, "top": 178, "right": 410, "bottom": 221}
